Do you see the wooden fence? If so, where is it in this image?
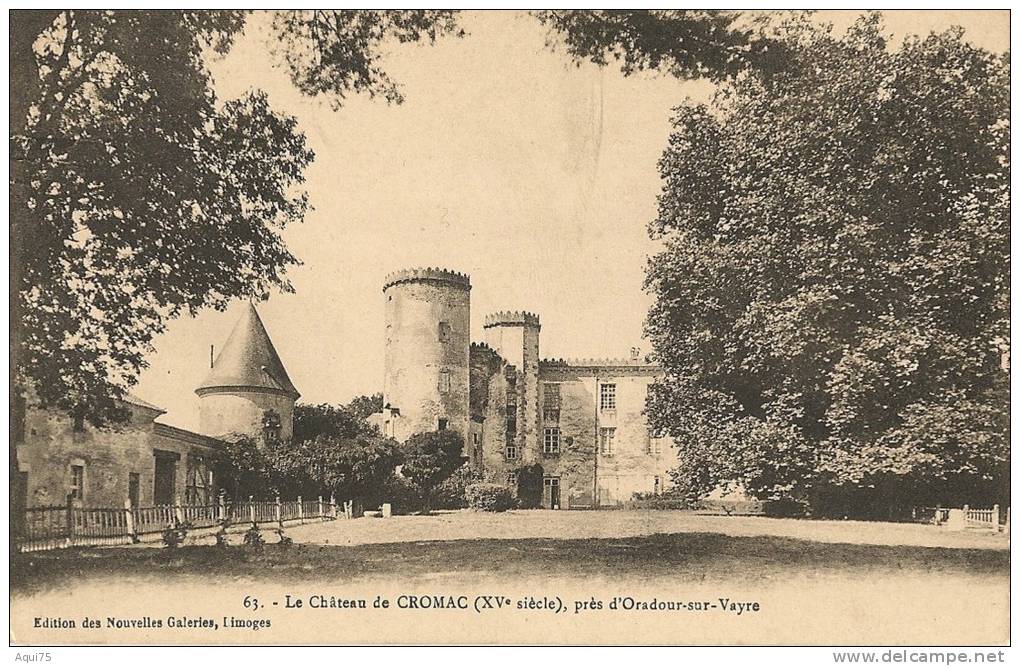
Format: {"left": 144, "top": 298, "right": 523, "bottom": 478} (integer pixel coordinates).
{"left": 17, "top": 494, "right": 340, "bottom": 553}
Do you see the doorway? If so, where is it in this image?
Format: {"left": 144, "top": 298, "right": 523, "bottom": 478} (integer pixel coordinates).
{"left": 128, "top": 472, "right": 140, "bottom": 507}
{"left": 153, "top": 453, "right": 177, "bottom": 505}
{"left": 542, "top": 476, "right": 561, "bottom": 510}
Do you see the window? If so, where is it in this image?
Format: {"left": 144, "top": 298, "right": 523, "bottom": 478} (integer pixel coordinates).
{"left": 438, "top": 418, "right": 448, "bottom": 431}
{"left": 599, "top": 427, "right": 616, "bottom": 456}
{"left": 439, "top": 369, "right": 451, "bottom": 394}
{"left": 69, "top": 464, "right": 85, "bottom": 501}
{"left": 600, "top": 383, "right": 617, "bottom": 410}
{"left": 505, "top": 445, "right": 519, "bottom": 461}
{"left": 647, "top": 438, "right": 663, "bottom": 455}
{"left": 654, "top": 475, "right": 662, "bottom": 496}
{"left": 507, "top": 471, "right": 518, "bottom": 487}
{"left": 543, "top": 383, "right": 560, "bottom": 423}
{"left": 263, "top": 410, "right": 281, "bottom": 445}
{"left": 543, "top": 383, "right": 561, "bottom": 408}
{"left": 438, "top": 321, "right": 451, "bottom": 343}
{"left": 505, "top": 367, "right": 517, "bottom": 413}
{"left": 543, "top": 427, "right": 560, "bottom": 454}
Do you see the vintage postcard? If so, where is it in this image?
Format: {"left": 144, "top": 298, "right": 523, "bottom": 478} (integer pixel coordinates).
{"left": 8, "top": 9, "right": 1010, "bottom": 649}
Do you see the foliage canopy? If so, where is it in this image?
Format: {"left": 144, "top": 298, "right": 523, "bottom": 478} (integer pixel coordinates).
{"left": 644, "top": 15, "right": 1009, "bottom": 515}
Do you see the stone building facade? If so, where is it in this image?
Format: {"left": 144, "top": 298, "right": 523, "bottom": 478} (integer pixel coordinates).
{"left": 16, "top": 396, "right": 224, "bottom": 510}
{"left": 15, "top": 303, "right": 299, "bottom": 510}
{"left": 380, "top": 267, "right": 674, "bottom": 508}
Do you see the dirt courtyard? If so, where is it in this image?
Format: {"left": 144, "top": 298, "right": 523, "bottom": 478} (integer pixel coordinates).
{"left": 11, "top": 510, "right": 1009, "bottom": 645}
{"left": 281, "top": 508, "right": 1009, "bottom": 551}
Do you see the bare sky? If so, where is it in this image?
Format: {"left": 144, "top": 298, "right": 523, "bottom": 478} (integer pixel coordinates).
{"left": 131, "top": 10, "right": 1009, "bottom": 430}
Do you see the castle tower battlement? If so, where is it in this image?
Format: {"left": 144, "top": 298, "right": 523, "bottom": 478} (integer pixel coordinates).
{"left": 383, "top": 267, "right": 471, "bottom": 292}
{"left": 483, "top": 311, "right": 540, "bottom": 329}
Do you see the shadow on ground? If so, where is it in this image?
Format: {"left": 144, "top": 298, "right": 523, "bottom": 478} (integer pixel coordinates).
{"left": 11, "top": 531, "right": 1008, "bottom": 595}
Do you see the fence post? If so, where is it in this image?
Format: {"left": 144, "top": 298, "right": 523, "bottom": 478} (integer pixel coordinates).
{"left": 173, "top": 494, "right": 185, "bottom": 527}
{"left": 297, "top": 495, "right": 304, "bottom": 523}
{"left": 65, "top": 493, "right": 75, "bottom": 548}
{"left": 275, "top": 494, "right": 282, "bottom": 526}
{"left": 330, "top": 494, "right": 337, "bottom": 519}
{"left": 124, "top": 498, "right": 137, "bottom": 543}
{"left": 992, "top": 504, "right": 1000, "bottom": 530}
{"left": 318, "top": 496, "right": 324, "bottom": 519}
{"left": 1005, "top": 508, "right": 1011, "bottom": 535}
{"left": 218, "top": 492, "right": 227, "bottom": 524}
{"left": 248, "top": 495, "right": 256, "bottom": 524}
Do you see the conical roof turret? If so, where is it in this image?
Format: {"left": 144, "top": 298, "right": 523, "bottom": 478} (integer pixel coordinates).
{"left": 196, "top": 302, "right": 299, "bottom": 399}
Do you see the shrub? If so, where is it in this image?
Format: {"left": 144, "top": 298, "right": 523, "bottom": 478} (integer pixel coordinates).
{"left": 465, "top": 483, "right": 514, "bottom": 512}
{"left": 435, "top": 466, "right": 485, "bottom": 509}
{"left": 161, "top": 521, "right": 190, "bottom": 549}
{"left": 243, "top": 523, "right": 265, "bottom": 553}
{"left": 629, "top": 492, "right": 701, "bottom": 511}
{"left": 275, "top": 528, "right": 293, "bottom": 549}
{"left": 401, "top": 430, "right": 467, "bottom": 513}
{"left": 762, "top": 498, "right": 808, "bottom": 518}
{"left": 379, "top": 474, "right": 423, "bottom": 515}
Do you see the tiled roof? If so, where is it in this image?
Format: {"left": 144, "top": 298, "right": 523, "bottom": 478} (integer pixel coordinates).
{"left": 196, "top": 302, "right": 299, "bottom": 399}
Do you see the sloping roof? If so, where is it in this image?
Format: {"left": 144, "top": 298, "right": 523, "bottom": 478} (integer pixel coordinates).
{"left": 123, "top": 393, "right": 166, "bottom": 414}
{"left": 153, "top": 421, "right": 226, "bottom": 452}
{"left": 195, "top": 302, "right": 299, "bottom": 399}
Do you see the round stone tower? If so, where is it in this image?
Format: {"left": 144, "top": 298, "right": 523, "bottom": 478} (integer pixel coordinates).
{"left": 382, "top": 267, "right": 471, "bottom": 443}
{"left": 196, "top": 302, "right": 299, "bottom": 445}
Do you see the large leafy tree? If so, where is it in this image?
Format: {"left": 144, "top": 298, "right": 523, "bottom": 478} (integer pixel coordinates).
{"left": 645, "top": 14, "right": 1009, "bottom": 516}
{"left": 534, "top": 10, "right": 783, "bottom": 81}
{"left": 270, "top": 434, "right": 402, "bottom": 503}
{"left": 10, "top": 10, "right": 460, "bottom": 427}
{"left": 292, "top": 398, "right": 380, "bottom": 444}
{"left": 262, "top": 398, "right": 395, "bottom": 501}
{"left": 9, "top": 9, "right": 459, "bottom": 555}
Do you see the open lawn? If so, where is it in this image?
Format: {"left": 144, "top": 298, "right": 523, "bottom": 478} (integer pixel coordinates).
{"left": 10, "top": 510, "right": 1009, "bottom": 645}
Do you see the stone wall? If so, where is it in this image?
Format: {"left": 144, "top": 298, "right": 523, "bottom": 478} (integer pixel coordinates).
{"left": 17, "top": 402, "right": 224, "bottom": 509}
{"left": 483, "top": 313, "right": 541, "bottom": 464}
{"left": 198, "top": 388, "right": 295, "bottom": 443}
{"left": 536, "top": 363, "right": 674, "bottom": 508}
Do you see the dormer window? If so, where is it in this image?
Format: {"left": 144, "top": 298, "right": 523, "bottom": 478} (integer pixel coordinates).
{"left": 262, "top": 410, "right": 282, "bottom": 445}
